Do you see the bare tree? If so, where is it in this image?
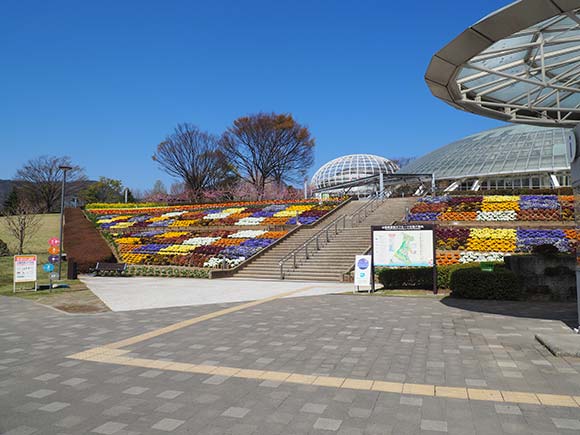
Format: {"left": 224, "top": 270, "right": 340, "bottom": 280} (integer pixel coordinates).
{"left": 221, "top": 113, "right": 315, "bottom": 199}
{"left": 2, "top": 201, "right": 41, "bottom": 254}
{"left": 153, "top": 124, "right": 234, "bottom": 201}
{"left": 15, "top": 156, "right": 85, "bottom": 212}
{"left": 392, "top": 156, "right": 416, "bottom": 169}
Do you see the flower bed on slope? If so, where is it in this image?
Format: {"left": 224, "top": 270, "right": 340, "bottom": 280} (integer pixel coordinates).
{"left": 434, "top": 227, "right": 578, "bottom": 265}
{"left": 408, "top": 195, "right": 574, "bottom": 222}
{"left": 87, "top": 199, "right": 343, "bottom": 268}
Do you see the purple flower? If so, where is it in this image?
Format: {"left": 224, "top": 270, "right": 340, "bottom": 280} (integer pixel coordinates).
{"left": 241, "top": 238, "right": 276, "bottom": 248}
{"left": 407, "top": 212, "right": 439, "bottom": 221}
{"left": 516, "top": 229, "right": 570, "bottom": 253}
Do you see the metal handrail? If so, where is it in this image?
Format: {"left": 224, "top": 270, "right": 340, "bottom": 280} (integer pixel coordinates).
{"left": 278, "top": 194, "right": 386, "bottom": 279}
{"left": 349, "top": 193, "right": 384, "bottom": 226}
{"left": 278, "top": 214, "right": 347, "bottom": 279}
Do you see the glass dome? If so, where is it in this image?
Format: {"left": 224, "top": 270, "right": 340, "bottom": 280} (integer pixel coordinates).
{"left": 397, "top": 124, "right": 570, "bottom": 180}
{"left": 311, "top": 154, "right": 399, "bottom": 191}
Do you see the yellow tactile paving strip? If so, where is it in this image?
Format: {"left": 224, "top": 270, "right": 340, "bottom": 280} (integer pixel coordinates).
{"left": 67, "top": 285, "right": 580, "bottom": 409}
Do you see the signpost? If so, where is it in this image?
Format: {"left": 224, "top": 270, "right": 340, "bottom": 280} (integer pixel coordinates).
{"left": 13, "top": 255, "right": 37, "bottom": 293}
{"left": 569, "top": 126, "right": 580, "bottom": 331}
{"left": 353, "top": 255, "right": 372, "bottom": 293}
{"left": 45, "top": 238, "right": 60, "bottom": 290}
{"left": 371, "top": 224, "right": 437, "bottom": 293}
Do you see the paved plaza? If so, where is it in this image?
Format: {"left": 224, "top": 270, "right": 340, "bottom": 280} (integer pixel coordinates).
{"left": 81, "top": 277, "right": 352, "bottom": 311}
{"left": 2, "top": 288, "right": 580, "bottom": 434}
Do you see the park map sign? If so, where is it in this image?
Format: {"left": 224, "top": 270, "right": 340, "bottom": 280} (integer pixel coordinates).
{"left": 371, "top": 225, "right": 435, "bottom": 268}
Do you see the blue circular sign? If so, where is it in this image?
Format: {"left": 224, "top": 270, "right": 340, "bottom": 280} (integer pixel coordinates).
{"left": 42, "top": 263, "right": 54, "bottom": 273}
{"left": 357, "top": 258, "right": 369, "bottom": 270}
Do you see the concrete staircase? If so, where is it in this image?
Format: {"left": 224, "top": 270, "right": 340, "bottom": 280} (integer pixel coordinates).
{"left": 230, "top": 200, "right": 368, "bottom": 281}
{"left": 231, "top": 197, "right": 417, "bottom": 281}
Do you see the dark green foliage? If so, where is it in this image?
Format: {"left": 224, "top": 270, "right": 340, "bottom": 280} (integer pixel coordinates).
{"left": 2, "top": 188, "right": 19, "bottom": 214}
{"left": 126, "top": 189, "right": 136, "bottom": 203}
{"left": 0, "top": 239, "right": 9, "bottom": 256}
{"left": 544, "top": 265, "right": 574, "bottom": 277}
{"left": 79, "top": 177, "right": 125, "bottom": 204}
{"left": 531, "top": 244, "right": 559, "bottom": 256}
{"left": 450, "top": 267, "right": 523, "bottom": 300}
{"left": 436, "top": 263, "right": 485, "bottom": 289}
{"left": 377, "top": 267, "right": 433, "bottom": 289}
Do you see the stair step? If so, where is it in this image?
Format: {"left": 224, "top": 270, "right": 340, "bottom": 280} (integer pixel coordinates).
{"left": 232, "top": 197, "right": 418, "bottom": 281}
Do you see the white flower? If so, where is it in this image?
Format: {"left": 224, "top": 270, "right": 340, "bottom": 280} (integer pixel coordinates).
{"left": 182, "top": 237, "right": 221, "bottom": 246}
{"left": 235, "top": 217, "right": 265, "bottom": 226}
{"left": 203, "top": 257, "right": 245, "bottom": 268}
{"left": 459, "top": 251, "right": 505, "bottom": 264}
{"left": 203, "top": 207, "right": 246, "bottom": 220}
{"left": 476, "top": 211, "right": 516, "bottom": 221}
{"left": 203, "top": 212, "right": 229, "bottom": 220}
{"left": 162, "top": 211, "right": 186, "bottom": 218}
{"left": 228, "top": 230, "right": 267, "bottom": 239}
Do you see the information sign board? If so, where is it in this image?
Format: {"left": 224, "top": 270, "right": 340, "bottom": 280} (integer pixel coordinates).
{"left": 372, "top": 225, "right": 434, "bottom": 268}
{"left": 13, "top": 255, "right": 38, "bottom": 292}
{"left": 354, "top": 255, "right": 372, "bottom": 288}
{"left": 371, "top": 224, "right": 437, "bottom": 294}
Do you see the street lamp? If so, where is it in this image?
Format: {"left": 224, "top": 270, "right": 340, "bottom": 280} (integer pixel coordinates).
{"left": 58, "top": 165, "right": 72, "bottom": 280}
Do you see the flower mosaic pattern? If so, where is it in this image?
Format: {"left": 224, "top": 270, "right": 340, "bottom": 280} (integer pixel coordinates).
{"left": 87, "top": 199, "right": 342, "bottom": 268}
{"left": 408, "top": 195, "right": 574, "bottom": 222}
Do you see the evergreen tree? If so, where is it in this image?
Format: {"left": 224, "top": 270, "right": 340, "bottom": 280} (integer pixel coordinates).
{"left": 3, "top": 188, "right": 19, "bottom": 214}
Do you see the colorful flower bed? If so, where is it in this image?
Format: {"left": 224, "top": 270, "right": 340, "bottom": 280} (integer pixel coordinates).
{"left": 116, "top": 228, "right": 285, "bottom": 267}
{"left": 87, "top": 199, "right": 343, "bottom": 268}
{"left": 90, "top": 199, "right": 340, "bottom": 230}
{"left": 434, "top": 226, "right": 578, "bottom": 265}
{"left": 408, "top": 195, "right": 574, "bottom": 222}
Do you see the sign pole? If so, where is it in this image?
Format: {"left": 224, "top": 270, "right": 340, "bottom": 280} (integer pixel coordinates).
{"left": 58, "top": 169, "right": 67, "bottom": 280}
{"left": 570, "top": 126, "right": 580, "bottom": 331}
{"left": 432, "top": 224, "right": 438, "bottom": 294}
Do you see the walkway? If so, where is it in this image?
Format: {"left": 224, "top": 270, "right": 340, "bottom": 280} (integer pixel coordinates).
{"left": 1, "top": 291, "right": 580, "bottom": 434}
{"left": 80, "top": 275, "right": 352, "bottom": 311}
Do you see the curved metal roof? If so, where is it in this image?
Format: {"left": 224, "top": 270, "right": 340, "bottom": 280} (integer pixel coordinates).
{"left": 397, "top": 123, "right": 570, "bottom": 179}
{"left": 425, "top": 0, "right": 580, "bottom": 127}
{"left": 311, "top": 154, "right": 399, "bottom": 190}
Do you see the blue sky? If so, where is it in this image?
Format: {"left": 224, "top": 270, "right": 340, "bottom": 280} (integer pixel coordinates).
{"left": 0, "top": 0, "right": 511, "bottom": 192}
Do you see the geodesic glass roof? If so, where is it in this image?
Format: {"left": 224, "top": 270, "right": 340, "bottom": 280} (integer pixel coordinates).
{"left": 425, "top": 0, "right": 580, "bottom": 127}
{"left": 397, "top": 124, "right": 570, "bottom": 180}
{"left": 311, "top": 154, "right": 399, "bottom": 190}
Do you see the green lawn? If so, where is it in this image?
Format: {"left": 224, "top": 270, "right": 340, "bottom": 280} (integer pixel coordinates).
{"left": 0, "top": 213, "right": 81, "bottom": 296}
{"left": 0, "top": 213, "right": 61, "bottom": 253}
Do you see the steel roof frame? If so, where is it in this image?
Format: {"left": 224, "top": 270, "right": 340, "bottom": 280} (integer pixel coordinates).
{"left": 425, "top": 0, "right": 580, "bottom": 127}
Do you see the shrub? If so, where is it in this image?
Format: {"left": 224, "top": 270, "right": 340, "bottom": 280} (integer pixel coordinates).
{"left": 544, "top": 265, "right": 574, "bottom": 277}
{"left": 450, "top": 267, "right": 523, "bottom": 300}
{"left": 436, "top": 263, "right": 484, "bottom": 289}
{"left": 377, "top": 267, "right": 433, "bottom": 289}
{"left": 531, "top": 244, "right": 559, "bottom": 256}
{"left": 0, "top": 239, "right": 9, "bottom": 256}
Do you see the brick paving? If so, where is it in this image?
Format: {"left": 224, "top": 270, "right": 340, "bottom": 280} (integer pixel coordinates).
{"left": 1, "top": 293, "right": 580, "bottom": 434}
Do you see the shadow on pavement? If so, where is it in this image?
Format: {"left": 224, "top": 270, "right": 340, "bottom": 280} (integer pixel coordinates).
{"left": 439, "top": 296, "right": 578, "bottom": 328}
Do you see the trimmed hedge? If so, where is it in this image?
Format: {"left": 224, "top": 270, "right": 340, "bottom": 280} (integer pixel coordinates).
{"left": 437, "top": 262, "right": 505, "bottom": 289}
{"left": 64, "top": 208, "right": 116, "bottom": 273}
{"left": 377, "top": 267, "right": 433, "bottom": 289}
{"left": 450, "top": 267, "right": 523, "bottom": 300}
{"left": 125, "top": 265, "right": 209, "bottom": 278}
